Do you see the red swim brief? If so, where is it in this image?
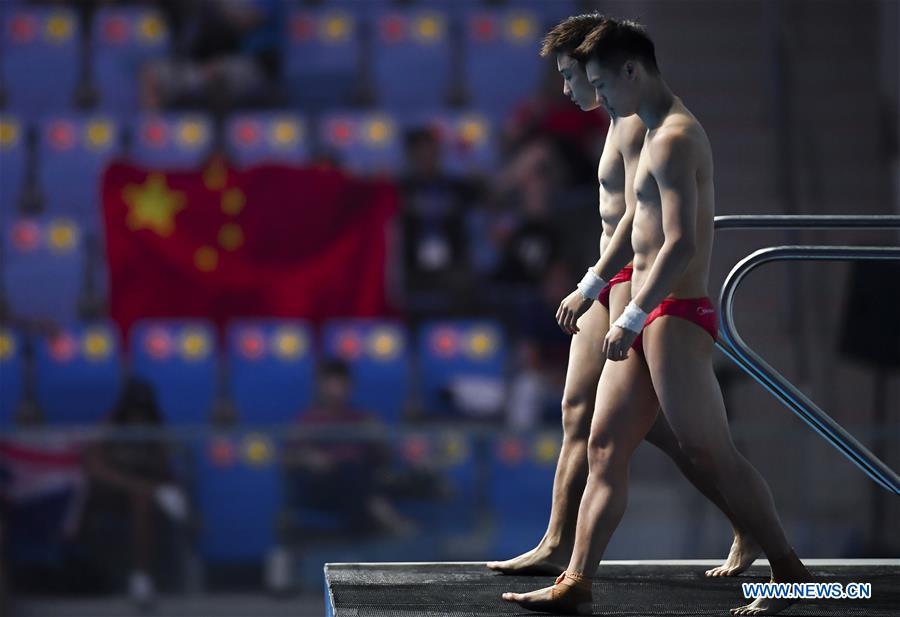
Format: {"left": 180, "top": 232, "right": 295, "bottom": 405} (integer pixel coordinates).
{"left": 632, "top": 296, "right": 718, "bottom": 355}
{"left": 597, "top": 264, "right": 634, "bottom": 309}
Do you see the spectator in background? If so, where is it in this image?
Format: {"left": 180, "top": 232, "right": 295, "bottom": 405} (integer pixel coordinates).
{"left": 142, "top": 0, "right": 283, "bottom": 110}
{"left": 81, "top": 379, "right": 187, "bottom": 609}
{"left": 284, "top": 360, "right": 414, "bottom": 538}
{"left": 399, "top": 127, "right": 483, "bottom": 318}
{"left": 492, "top": 143, "right": 565, "bottom": 288}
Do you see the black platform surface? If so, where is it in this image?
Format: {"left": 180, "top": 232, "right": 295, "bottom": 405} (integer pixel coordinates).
{"left": 324, "top": 560, "right": 899, "bottom": 616}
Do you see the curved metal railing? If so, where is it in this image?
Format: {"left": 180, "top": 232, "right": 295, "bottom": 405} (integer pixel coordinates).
{"left": 715, "top": 214, "right": 900, "bottom": 230}
{"left": 712, "top": 229, "right": 900, "bottom": 494}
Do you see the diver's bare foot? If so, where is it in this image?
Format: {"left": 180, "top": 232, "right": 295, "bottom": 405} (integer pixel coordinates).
{"left": 732, "top": 554, "right": 812, "bottom": 616}
{"left": 706, "top": 535, "right": 762, "bottom": 577}
{"left": 487, "top": 545, "right": 568, "bottom": 576}
{"left": 502, "top": 571, "right": 593, "bottom": 615}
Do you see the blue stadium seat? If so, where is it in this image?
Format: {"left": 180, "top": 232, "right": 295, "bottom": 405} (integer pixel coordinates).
{"left": 393, "top": 430, "right": 478, "bottom": 535}
{"left": 225, "top": 113, "right": 310, "bottom": 166}
{"left": 130, "top": 320, "right": 217, "bottom": 425}
{"left": 194, "top": 433, "right": 282, "bottom": 563}
{"left": 462, "top": 8, "right": 543, "bottom": 117}
{"left": 285, "top": 8, "right": 361, "bottom": 109}
{"left": 90, "top": 8, "right": 170, "bottom": 113}
{"left": 0, "top": 115, "right": 26, "bottom": 229}
{"left": 372, "top": 9, "right": 452, "bottom": 111}
{"left": 417, "top": 320, "right": 507, "bottom": 416}
{"left": 131, "top": 114, "right": 213, "bottom": 169}
{"left": 321, "top": 319, "right": 410, "bottom": 423}
{"left": 489, "top": 432, "right": 559, "bottom": 557}
{"left": 319, "top": 111, "right": 403, "bottom": 175}
{"left": 402, "top": 110, "right": 497, "bottom": 174}
{"left": 227, "top": 320, "right": 315, "bottom": 425}
{"left": 0, "top": 328, "right": 24, "bottom": 428}
{"left": 0, "top": 8, "right": 80, "bottom": 117}
{"left": 1, "top": 217, "right": 84, "bottom": 324}
{"left": 34, "top": 323, "right": 122, "bottom": 425}
{"left": 37, "top": 116, "right": 121, "bottom": 232}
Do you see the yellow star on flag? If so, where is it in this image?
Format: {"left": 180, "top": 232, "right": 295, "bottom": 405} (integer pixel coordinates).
{"left": 195, "top": 246, "right": 218, "bottom": 272}
{"left": 221, "top": 188, "right": 246, "bottom": 215}
{"left": 124, "top": 173, "right": 185, "bottom": 237}
{"left": 218, "top": 223, "right": 243, "bottom": 251}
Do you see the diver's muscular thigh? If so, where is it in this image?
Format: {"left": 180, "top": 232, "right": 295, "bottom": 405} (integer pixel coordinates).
{"left": 561, "top": 301, "right": 609, "bottom": 411}
{"left": 565, "top": 301, "right": 609, "bottom": 385}
{"left": 589, "top": 352, "right": 658, "bottom": 448}
{"left": 641, "top": 316, "right": 732, "bottom": 443}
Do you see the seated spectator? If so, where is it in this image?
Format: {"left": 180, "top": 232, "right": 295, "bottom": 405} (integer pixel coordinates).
{"left": 399, "top": 128, "right": 484, "bottom": 318}
{"left": 142, "top": 0, "right": 283, "bottom": 110}
{"left": 284, "top": 360, "right": 414, "bottom": 538}
{"left": 493, "top": 160, "right": 564, "bottom": 288}
{"left": 80, "top": 379, "right": 187, "bottom": 608}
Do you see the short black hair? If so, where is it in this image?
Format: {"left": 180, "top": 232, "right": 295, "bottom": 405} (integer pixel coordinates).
{"left": 540, "top": 12, "right": 607, "bottom": 58}
{"left": 573, "top": 18, "right": 659, "bottom": 74}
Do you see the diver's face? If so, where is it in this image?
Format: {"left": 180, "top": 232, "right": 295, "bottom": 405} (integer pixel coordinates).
{"left": 557, "top": 52, "right": 600, "bottom": 111}
{"left": 585, "top": 58, "right": 641, "bottom": 118}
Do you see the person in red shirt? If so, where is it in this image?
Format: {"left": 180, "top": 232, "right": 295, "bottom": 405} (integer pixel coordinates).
{"left": 285, "top": 361, "right": 413, "bottom": 536}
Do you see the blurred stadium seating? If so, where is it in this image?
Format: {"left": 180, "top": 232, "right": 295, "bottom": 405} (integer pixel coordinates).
{"left": 194, "top": 432, "right": 283, "bottom": 563}
{"left": 417, "top": 320, "right": 508, "bottom": 417}
{"left": 34, "top": 322, "right": 122, "bottom": 425}
{"left": 371, "top": 8, "right": 454, "bottom": 111}
{"left": 488, "top": 433, "right": 558, "bottom": 557}
{"left": 225, "top": 113, "right": 310, "bottom": 166}
{"left": 37, "top": 115, "right": 122, "bottom": 232}
{"left": 2, "top": 216, "right": 85, "bottom": 324}
{"left": 0, "top": 7, "right": 81, "bottom": 117}
{"left": 321, "top": 319, "right": 411, "bottom": 423}
{"left": 227, "top": 320, "right": 315, "bottom": 424}
{"left": 90, "top": 7, "right": 170, "bottom": 114}
{"left": 131, "top": 114, "right": 214, "bottom": 168}
{"left": 130, "top": 320, "right": 218, "bottom": 425}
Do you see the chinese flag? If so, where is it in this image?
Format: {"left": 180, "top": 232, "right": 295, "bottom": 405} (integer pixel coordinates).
{"left": 102, "top": 160, "right": 399, "bottom": 334}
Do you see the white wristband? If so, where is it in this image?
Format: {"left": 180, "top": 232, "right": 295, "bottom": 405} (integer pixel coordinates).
{"left": 576, "top": 269, "right": 607, "bottom": 301}
{"left": 614, "top": 301, "right": 649, "bottom": 333}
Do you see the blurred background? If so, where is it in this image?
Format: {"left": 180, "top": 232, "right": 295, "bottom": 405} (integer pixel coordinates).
{"left": 0, "top": 0, "right": 897, "bottom": 615}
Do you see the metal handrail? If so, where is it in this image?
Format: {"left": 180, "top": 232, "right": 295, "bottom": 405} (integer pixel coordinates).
{"left": 715, "top": 214, "right": 900, "bottom": 230}
{"left": 718, "top": 246, "right": 900, "bottom": 495}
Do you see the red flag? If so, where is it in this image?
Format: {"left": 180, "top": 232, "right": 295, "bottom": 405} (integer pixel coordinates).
{"left": 102, "top": 160, "right": 399, "bottom": 335}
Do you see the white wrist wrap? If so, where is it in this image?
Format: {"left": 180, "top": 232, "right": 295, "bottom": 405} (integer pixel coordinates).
{"left": 614, "top": 301, "right": 649, "bottom": 333}
{"left": 576, "top": 269, "right": 607, "bottom": 300}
